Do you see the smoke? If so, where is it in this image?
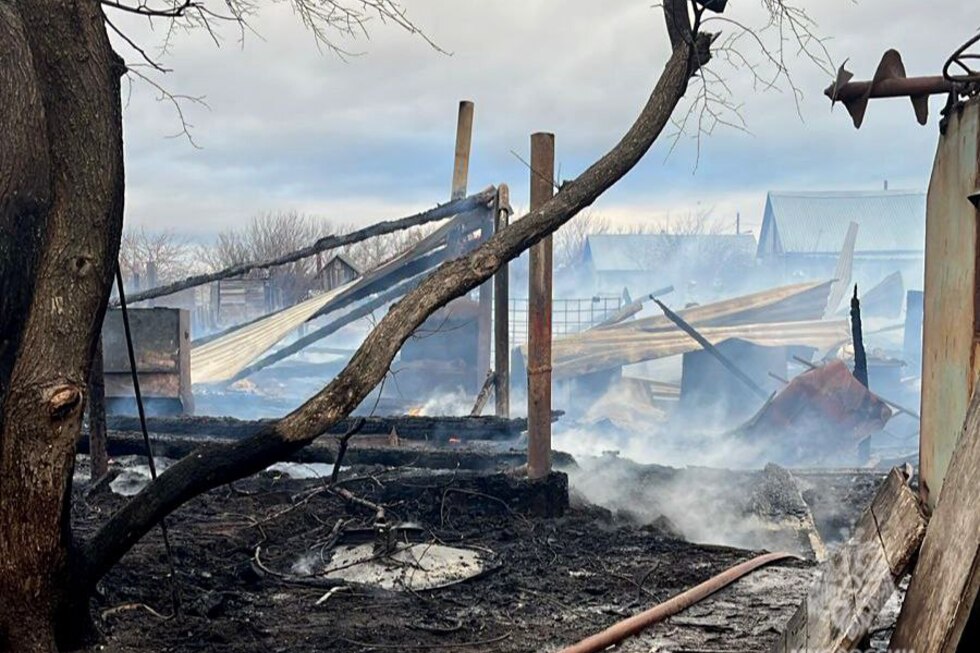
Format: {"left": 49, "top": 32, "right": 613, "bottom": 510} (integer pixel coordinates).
{"left": 563, "top": 455, "right": 824, "bottom": 556}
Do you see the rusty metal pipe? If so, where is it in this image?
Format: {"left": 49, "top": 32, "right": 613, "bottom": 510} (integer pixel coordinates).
{"left": 824, "top": 76, "right": 955, "bottom": 102}
{"left": 557, "top": 551, "right": 797, "bottom": 653}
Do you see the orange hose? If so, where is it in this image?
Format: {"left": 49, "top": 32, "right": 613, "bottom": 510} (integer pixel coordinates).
{"left": 558, "top": 551, "right": 798, "bottom": 653}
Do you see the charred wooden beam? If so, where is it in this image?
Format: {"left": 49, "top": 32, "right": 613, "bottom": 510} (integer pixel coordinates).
{"left": 116, "top": 188, "right": 496, "bottom": 307}
{"left": 79, "top": 430, "right": 576, "bottom": 472}
{"left": 103, "top": 412, "right": 563, "bottom": 442}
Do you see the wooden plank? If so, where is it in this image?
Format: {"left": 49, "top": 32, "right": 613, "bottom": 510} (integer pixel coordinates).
{"left": 889, "top": 385, "right": 980, "bottom": 653}
{"left": 771, "top": 468, "right": 926, "bottom": 653}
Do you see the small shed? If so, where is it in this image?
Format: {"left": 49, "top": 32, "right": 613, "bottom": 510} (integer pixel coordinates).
{"left": 211, "top": 277, "right": 272, "bottom": 327}
{"left": 316, "top": 253, "right": 361, "bottom": 292}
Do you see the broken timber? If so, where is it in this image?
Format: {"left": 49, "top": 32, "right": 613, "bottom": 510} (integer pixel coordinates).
{"left": 115, "top": 188, "right": 496, "bottom": 306}
{"left": 889, "top": 385, "right": 980, "bottom": 653}
{"left": 770, "top": 467, "right": 926, "bottom": 653}
{"left": 470, "top": 370, "right": 496, "bottom": 416}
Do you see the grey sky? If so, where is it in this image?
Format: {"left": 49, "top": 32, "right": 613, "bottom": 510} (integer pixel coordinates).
{"left": 114, "top": 1, "right": 973, "bottom": 240}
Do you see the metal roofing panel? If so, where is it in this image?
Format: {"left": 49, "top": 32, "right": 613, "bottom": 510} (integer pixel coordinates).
{"left": 584, "top": 233, "right": 757, "bottom": 272}
{"left": 765, "top": 190, "right": 925, "bottom": 255}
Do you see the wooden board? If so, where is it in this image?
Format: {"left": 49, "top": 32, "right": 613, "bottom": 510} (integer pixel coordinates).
{"left": 889, "top": 385, "right": 980, "bottom": 653}
{"left": 771, "top": 468, "right": 926, "bottom": 653}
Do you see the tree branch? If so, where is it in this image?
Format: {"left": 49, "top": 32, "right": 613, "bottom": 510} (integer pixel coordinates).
{"left": 78, "top": 33, "right": 707, "bottom": 591}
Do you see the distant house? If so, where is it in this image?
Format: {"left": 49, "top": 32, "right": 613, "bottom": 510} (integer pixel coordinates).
{"left": 756, "top": 190, "right": 926, "bottom": 289}
{"left": 315, "top": 253, "right": 361, "bottom": 292}
{"left": 581, "top": 233, "right": 757, "bottom": 302}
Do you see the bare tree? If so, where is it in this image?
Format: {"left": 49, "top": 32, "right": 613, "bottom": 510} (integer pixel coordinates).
{"left": 342, "top": 223, "right": 437, "bottom": 270}
{"left": 201, "top": 211, "right": 326, "bottom": 304}
{"left": 553, "top": 211, "right": 611, "bottom": 271}
{"left": 118, "top": 226, "right": 193, "bottom": 286}
{"left": 0, "top": 1, "right": 824, "bottom": 650}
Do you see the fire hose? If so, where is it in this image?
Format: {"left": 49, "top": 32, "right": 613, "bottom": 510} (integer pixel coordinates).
{"left": 557, "top": 551, "right": 798, "bottom": 653}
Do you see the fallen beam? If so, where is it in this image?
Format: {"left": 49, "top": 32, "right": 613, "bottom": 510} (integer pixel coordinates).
{"left": 80, "top": 430, "right": 577, "bottom": 472}
{"left": 115, "top": 188, "right": 496, "bottom": 306}
{"left": 770, "top": 467, "right": 927, "bottom": 653}
{"left": 104, "top": 412, "right": 563, "bottom": 442}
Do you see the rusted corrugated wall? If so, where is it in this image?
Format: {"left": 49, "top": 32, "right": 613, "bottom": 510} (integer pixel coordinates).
{"left": 920, "top": 96, "right": 980, "bottom": 508}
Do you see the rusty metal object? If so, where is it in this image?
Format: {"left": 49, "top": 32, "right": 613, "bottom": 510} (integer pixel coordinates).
{"left": 558, "top": 551, "right": 797, "bottom": 653}
{"left": 527, "top": 132, "right": 555, "bottom": 480}
{"left": 825, "top": 50, "right": 955, "bottom": 127}
{"left": 827, "top": 35, "right": 980, "bottom": 128}
{"left": 739, "top": 359, "right": 892, "bottom": 464}
{"left": 944, "top": 32, "right": 980, "bottom": 85}
{"left": 493, "top": 185, "right": 512, "bottom": 418}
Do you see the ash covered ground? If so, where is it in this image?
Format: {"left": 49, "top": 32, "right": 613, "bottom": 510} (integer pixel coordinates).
{"left": 72, "top": 454, "right": 886, "bottom": 653}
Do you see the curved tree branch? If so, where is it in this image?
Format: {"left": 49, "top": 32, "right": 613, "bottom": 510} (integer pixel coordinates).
{"left": 78, "top": 30, "right": 711, "bottom": 591}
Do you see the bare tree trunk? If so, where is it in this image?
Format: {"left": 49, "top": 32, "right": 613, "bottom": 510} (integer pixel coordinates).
{"left": 0, "top": 1, "right": 124, "bottom": 649}
{"left": 79, "top": 28, "right": 709, "bottom": 593}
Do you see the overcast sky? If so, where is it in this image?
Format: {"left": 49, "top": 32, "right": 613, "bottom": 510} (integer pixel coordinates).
{"left": 112, "top": 1, "right": 973, "bottom": 240}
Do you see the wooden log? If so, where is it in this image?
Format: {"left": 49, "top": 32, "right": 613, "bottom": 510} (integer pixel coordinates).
{"left": 771, "top": 467, "right": 927, "bottom": 653}
{"left": 889, "top": 386, "right": 980, "bottom": 653}
{"left": 78, "top": 430, "right": 576, "bottom": 472}
{"left": 104, "top": 412, "right": 563, "bottom": 442}
{"left": 116, "top": 189, "right": 495, "bottom": 307}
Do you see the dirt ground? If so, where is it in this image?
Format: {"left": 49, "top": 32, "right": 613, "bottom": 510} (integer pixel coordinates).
{"left": 74, "top": 463, "right": 819, "bottom": 653}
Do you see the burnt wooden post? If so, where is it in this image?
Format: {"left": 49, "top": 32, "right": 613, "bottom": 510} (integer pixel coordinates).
{"left": 88, "top": 336, "right": 108, "bottom": 479}
{"left": 451, "top": 100, "right": 474, "bottom": 201}
{"left": 449, "top": 100, "right": 492, "bottom": 389}
{"left": 494, "top": 184, "right": 512, "bottom": 418}
{"left": 527, "top": 132, "right": 554, "bottom": 479}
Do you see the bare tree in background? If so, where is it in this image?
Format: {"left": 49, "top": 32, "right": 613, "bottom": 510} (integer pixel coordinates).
{"left": 553, "top": 211, "right": 611, "bottom": 271}
{"left": 0, "top": 1, "right": 830, "bottom": 649}
{"left": 118, "top": 226, "right": 193, "bottom": 286}
{"left": 200, "top": 211, "right": 324, "bottom": 304}
{"left": 341, "top": 223, "right": 436, "bottom": 271}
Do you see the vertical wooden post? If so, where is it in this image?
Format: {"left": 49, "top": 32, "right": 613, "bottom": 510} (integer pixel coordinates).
{"left": 449, "top": 100, "right": 492, "bottom": 390}
{"left": 451, "top": 100, "right": 474, "bottom": 200}
{"left": 527, "top": 132, "right": 554, "bottom": 480}
{"left": 88, "top": 336, "right": 108, "bottom": 479}
{"left": 494, "top": 184, "right": 512, "bottom": 418}
{"left": 476, "top": 210, "right": 494, "bottom": 389}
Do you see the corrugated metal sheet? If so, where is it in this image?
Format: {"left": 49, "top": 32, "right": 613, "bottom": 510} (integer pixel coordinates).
{"left": 584, "top": 233, "right": 757, "bottom": 272}
{"left": 758, "top": 190, "right": 926, "bottom": 256}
